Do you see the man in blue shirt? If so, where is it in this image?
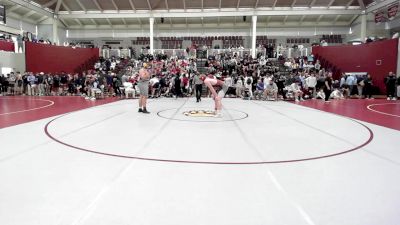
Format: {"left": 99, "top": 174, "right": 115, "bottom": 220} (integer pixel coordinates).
{"left": 254, "top": 78, "right": 264, "bottom": 100}
{"left": 345, "top": 75, "right": 355, "bottom": 97}
{"left": 27, "top": 73, "right": 36, "bottom": 96}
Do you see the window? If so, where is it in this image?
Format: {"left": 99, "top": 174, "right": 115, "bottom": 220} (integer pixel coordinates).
{"left": 1, "top": 67, "right": 12, "bottom": 76}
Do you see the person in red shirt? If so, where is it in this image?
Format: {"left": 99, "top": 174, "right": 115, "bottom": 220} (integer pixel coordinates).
{"left": 200, "top": 74, "right": 228, "bottom": 117}
{"left": 181, "top": 74, "right": 189, "bottom": 95}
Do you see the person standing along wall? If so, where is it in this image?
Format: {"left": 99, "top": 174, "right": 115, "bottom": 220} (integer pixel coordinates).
{"left": 363, "top": 74, "right": 373, "bottom": 99}
{"left": 356, "top": 75, "right": 365, "bottom": 99}
{"left": 324, "top": 72, "right": 333, "bottom": 102}
{"left": 345, "top": 75, "right": 355, "bottom": 97}
{"left": 27, "top": 73, "right": 36, "bottom": 96}
{"left": 385, "top": 72, "right": 397, "bottom": 100}
{"left": 397, "top": 75, "right": 400, "bottom": 99}
{"left": 37, "top": 72, "right": 45, "bottom": 96}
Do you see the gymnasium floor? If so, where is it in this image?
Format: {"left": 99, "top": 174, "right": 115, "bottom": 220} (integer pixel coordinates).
{"left": 0, "top": 96, "right": 399, "bottom": 225}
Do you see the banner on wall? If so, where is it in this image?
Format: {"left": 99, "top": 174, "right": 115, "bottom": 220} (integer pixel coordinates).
{"left": 375, "top": 11, "right": 386, "bottom": 24}
{"left": 388, "top": 3, "right": 399, "bottom": 20}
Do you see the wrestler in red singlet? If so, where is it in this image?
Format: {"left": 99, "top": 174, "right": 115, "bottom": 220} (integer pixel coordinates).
{"left": 200, "top": 74, "right": 228, "bottom": 117}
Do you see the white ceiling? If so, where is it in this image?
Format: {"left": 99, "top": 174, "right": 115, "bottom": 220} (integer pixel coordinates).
{"left": 0, "top": 0, "right": 394, "bottom": 29}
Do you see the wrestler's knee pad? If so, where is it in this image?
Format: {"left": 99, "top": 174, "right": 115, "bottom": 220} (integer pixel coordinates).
{"left": 217, "top": 90, "right": 224, "bottom": 98}
{"left": 222, "top": 83, "right": 229, "bottom": 93}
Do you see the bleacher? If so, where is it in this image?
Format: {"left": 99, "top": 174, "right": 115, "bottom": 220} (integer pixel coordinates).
{"left": 320, "top": 35, "right": 343, "bottom": 44}
{"left": 186, "top": 36, "right": 214, "bottom": 48}
{"left": 157, "top": 36, "right": 245, "bottom": 49}
{"left": 160, "top": 37, "right": 183, "bottom": 49}
{"left": 286, "top": 38, "right": 310, "bottom": 44}
{"left": 221, "top": 36, "right": 244, "bottom": 48}
{"left": 132, "top": 37, "right": 150, "bottom": 46}
{"left": 256, "top": 36, "right": 276, "bottom": 46}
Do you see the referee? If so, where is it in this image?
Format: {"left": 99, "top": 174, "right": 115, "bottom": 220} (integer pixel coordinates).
{"left": 193, "top": 72, "right": 203, "bottom": 102}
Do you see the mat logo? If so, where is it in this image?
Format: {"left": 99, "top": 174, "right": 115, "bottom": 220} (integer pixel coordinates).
{"left": 183, "top": 110, "right": 216, "bottom": 117}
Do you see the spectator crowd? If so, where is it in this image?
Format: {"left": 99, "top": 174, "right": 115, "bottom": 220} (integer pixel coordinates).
{"left": 1, "top": 53, "right": 400, "bottom": 102}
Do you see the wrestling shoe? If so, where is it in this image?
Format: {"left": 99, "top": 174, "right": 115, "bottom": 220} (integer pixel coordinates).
{"left": 214, "top": 112, "right": 223, "bottom": 118}
{"left": 142, "top": 108, "right": 150, "bottom": 114}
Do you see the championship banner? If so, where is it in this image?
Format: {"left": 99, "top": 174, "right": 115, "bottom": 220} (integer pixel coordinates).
{"left": 388, "top": 3, "right": 399, "bottom": 20}
{"left": 375, "top": 11, "right": 386, "bottom": 24}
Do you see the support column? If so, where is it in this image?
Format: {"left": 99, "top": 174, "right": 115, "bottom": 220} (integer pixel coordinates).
{"left": 360, "top": 13, "right": 367, "bottom": 43}
{"left": 149, "top": 17, "right": 154, "bottom": 55}
{"left": 52, "top": 18, "right": 59, "bottom": 45}
{"left": 397, "top": 38, "right": 400, "bottom": 77}
{"left": 251, "top": 15, "right": 257, "bottom": 58}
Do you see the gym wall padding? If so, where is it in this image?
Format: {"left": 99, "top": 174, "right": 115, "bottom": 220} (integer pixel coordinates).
{"left": 25, "top": 42, "right": 99, "bottom": 74}
{"left": 312, "top": 38, "right": 398, "bottom": 93}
